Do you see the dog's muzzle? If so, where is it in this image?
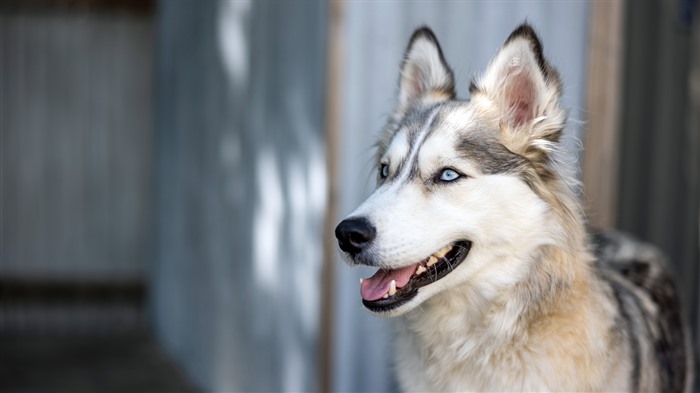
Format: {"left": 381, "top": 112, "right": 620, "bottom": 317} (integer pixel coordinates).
{"left": 335, "top": 216, "right": 472, "bottom": 313}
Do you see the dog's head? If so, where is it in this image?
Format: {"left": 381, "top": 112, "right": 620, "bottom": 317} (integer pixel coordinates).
{"left": 335, "top": 24, "right": 568, "bottom": 316}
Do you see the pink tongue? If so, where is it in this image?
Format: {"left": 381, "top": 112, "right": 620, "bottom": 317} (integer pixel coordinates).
{"left": 360, "top": 264, "right": 417, "bottom": 301}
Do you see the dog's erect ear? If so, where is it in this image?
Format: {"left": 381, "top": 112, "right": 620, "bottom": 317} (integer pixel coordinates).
{"left": 395, "top": 27, "right": 455, "bottom": 118}
{"left": 474, "top": 24, "right": 564, "bottom": 134}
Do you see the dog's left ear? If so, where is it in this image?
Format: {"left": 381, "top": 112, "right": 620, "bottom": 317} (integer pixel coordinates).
{"left": 473, "top": 24, "right": 565, "bottom": 153}
{"left": 395, "top": 27, "right": 455, "bottom": 118}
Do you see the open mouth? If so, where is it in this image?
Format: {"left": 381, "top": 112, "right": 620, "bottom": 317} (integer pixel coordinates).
{"left": 360, "top": 241, "right": 472, "bottom": 312}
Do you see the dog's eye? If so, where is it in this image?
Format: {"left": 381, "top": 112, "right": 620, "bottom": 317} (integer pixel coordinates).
{"left": 439, "top": 168, "right": 460, "bottom": 182}
{"left": 380, "top": 164, "right": 389, "bottom": 179}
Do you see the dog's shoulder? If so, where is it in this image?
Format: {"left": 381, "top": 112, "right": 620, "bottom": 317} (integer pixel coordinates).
{"left": 590, "top": 229, "right": 692, "bottom": 392}
{"left": 590, "top": 229, "right": 669, "bottom": 289}
{"left": 590, "top": 229, "right": 680, "bottom": 329}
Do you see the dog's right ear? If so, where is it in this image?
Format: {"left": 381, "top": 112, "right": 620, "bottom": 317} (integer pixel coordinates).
{"left": 395, "top": 27, "right": 455, "bottom": 118}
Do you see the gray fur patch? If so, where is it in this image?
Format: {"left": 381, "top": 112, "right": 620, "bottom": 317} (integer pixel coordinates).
{"left": 381, "top": 104, "right": 443, "bottom": 183}
{"left": 380, "top": 103, "right": 530, "bottom": 183}
{"left": 456, "top": 136, "right": 528, "bottom": 175}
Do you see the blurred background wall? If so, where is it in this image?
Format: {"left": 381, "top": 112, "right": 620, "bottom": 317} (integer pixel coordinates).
{"left": 1, "top": 6, "right": 153, "bottom": 334}
{"left": 152, "top": 1, "right": 327, "bottom": 391}
{"left": 1, "top": 1, "right": 698, "bottom": 392}
{"left": 1, "top": 3, "right": 195, "bottom": 391}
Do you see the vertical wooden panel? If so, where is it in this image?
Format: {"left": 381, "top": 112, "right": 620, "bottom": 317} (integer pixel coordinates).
{"left": 582, "top": 0, "right": 625, "bottom": 229}
{"left": 320, "top": 1, "right": 343, "bottom": 392}
{"left": 690, "top": 17, "right": 700, "bottom": 387}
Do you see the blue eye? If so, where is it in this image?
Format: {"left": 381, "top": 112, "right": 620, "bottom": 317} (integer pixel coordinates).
{"left": 380, "top": 164, "right": 389, "bottom": 179}
{"left": 439, "top": 168, "right": 460, "bottom": 182}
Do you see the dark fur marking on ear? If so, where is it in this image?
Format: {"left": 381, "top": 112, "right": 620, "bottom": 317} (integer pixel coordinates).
{"left": 407, "top": 26, "right": 441, "bottom": 53}
{"left": 405, "top": 27, "right": 454, "bottom": 82}
{"left": 505, "top": 24, "right": 547, "bottom": 78}
{"left": 401, "top": 26, "right": 456, "bottom": 100}
{"left": 504, "top": 23, "right": 563, "bottom": 96}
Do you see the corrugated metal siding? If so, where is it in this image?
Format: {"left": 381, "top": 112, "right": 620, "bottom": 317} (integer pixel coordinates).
{"left": 333, "top": 3, "right": 590, "bottom": 392}
{"left": 152, "top": 1, "right": 327, "bottom": 391}
{"left": 1, "top": 12, "right": 153, "bottom": 279}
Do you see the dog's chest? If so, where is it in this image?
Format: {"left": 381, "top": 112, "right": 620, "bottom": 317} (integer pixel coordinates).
{"left": 394, "top": 304, "right": 557, "bottom": 392}
{"left": 396, "top": 330, "right": 564, "bottom": 392}
{"left": 394, "top": 328, "right": 541, "bottom": 391}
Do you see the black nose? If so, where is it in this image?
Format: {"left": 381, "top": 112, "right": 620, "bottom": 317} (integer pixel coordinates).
{"left": 335, "top": 217, "right": 376, "bottom": 255}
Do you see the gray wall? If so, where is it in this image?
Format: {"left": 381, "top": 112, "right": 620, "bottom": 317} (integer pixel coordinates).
{"left": 1, "top": 12, "right": 153, "bottom": 279}
{"left": 152, "top": 1, "right": 327, "bottom": 391}
{"left": 333, "top": 3, "right": 590, "bottom": 392}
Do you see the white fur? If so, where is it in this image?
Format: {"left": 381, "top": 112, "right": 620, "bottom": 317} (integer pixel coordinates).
{"left": 347, "top": 105, "right": 559, "bottom": 319}
{"left": 340, "top": 26, "right": 645, "bottom": 391}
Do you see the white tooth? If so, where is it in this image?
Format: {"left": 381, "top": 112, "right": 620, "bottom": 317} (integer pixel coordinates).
{"left": 434, "top": 245, "right": 451, "bottom": 259}
{"left": 415, "top": 265, "right": 427, "bottom": 275}
{"left": 360, "top": 278, "right": 364, "bottom": 284}
{"left": 383, "top": 293, "right": 389, "bottom": 299}
{"left": 426, "top": 256, "right": 438, "bottom": 266}
{"left": 389, "top": 280, "right": 397, "bottom": 296}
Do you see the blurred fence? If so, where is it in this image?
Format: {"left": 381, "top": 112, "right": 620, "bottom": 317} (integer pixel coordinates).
{"left": 1, "top": 8, "right": 152, "bottom": 336}
{"left": 0, "top": 5, "right": 193, "bottom": 393}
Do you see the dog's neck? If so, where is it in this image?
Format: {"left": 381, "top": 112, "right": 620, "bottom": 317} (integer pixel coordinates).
{"left": 397, "top": 213, "right": 611, "bottom": 390}
{"left": 403, "top": 243, "right": 591, "bottom": 335}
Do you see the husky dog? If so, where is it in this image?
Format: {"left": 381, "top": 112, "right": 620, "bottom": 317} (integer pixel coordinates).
{"left": 335, "top": 24, "right": 692, "bottom": 392}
